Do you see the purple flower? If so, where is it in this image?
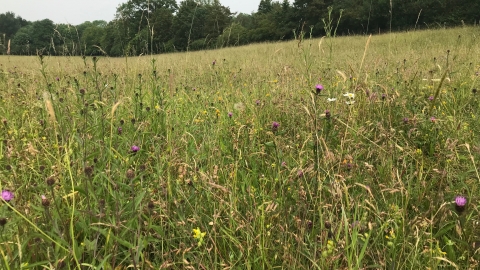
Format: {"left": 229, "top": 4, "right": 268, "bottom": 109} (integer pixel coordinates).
{"left": 315, "top": 84, "right": 324, "bottom": 94}
{"left": 56, "top": 77, "right": 60, "bottom": 81}
{"left": 117, "top": 127, "right": 123, "bottom": 135}
{"left": 281, "top": 161, "right": 287, "bottom": 167}
{"left": 256, "top": 100, "right": 261, "bottom": 106}
{"left": 455, "top": 196, "right": 467, "bottom": 213}
{"left": 272, "top": 121, "right": 280, "bottom": 130}
{"left": 429, "top": 116, "right": 436, "bottom": 123}
{"left": 428, "top": 96, "right": 434, "bottom": 101}
{"left": 228, "top": 112, "right": 233, "bottom": 118}
{"left": 297, "top": 170, "right": 304, "bottom": 178}
{"left": 403, "top": 117, "right": 409, "bottom": 124}
{"left": 131, "top": 145, "right": 140, "bottom": 152}
{"left": 325, "top": 110, "right": 331, "bottom": 119}
{"left": 1, "top": 190, "right": 14, "bottom": 202}
{"left": 41, "top": 194, "right": 50, "bottom": 207}
{"left": 212, "top": 60, "right": 216, "bottom": 65}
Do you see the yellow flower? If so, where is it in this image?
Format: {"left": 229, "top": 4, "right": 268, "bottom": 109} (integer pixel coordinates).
{"left": 193, "top": 227, "right": 206, "bottom": 247}
{"left": 385, "top": 229, "right": 396, "bottom": 240}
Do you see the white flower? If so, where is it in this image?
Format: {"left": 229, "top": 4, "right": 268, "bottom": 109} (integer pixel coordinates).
{"left": 343, "top": 93, "right": 355, "bottom": 99}
{"left": 327, "top": 98, "right": 337, "bottom": 102}
{"left": 345, "top": 100, "right": 355, "bottom": 105}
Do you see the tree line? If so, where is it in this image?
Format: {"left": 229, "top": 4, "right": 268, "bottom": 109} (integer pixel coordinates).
{"left": 1, "top": 0, "right": 479, "bottom": 56}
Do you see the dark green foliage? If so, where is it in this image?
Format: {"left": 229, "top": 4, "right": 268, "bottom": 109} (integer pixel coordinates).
{"left": 2, "top": 0, "right": 480, "bottom": 56}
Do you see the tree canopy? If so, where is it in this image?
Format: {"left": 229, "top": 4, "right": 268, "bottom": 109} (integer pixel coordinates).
{"left": 1, "top": 0, "right": 479, "bottom": 56}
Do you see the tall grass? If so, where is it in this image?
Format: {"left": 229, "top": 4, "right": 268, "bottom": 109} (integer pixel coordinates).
{"left": 0, "top": 26, "right": 479, "bottom": 269}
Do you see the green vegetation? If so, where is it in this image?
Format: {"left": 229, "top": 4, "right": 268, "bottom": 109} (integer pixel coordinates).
{"left": 0, "top": 26, "right": 479, "bottom": 269}
{"left": 1, "top": 0, "right": 480, "bottom": 56}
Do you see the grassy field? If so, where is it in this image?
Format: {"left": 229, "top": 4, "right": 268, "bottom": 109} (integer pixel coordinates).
{"left": 0, "top": 26, "right": 479, "bottom": 269}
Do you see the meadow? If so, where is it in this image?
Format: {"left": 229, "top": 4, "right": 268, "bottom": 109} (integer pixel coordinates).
{"left": 0, "top": 26, "right": 479, "bottom": 269}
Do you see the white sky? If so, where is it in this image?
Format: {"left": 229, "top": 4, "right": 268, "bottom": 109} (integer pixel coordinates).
{"left": 0, "top": 0, "right": 288, "bottom": 25}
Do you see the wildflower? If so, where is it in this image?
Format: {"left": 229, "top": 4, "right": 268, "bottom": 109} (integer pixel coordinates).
{"left": 297, "top": 169, "right": 304, "bottom": 178}
{"left": 131, "top": 145, "right": 140, "bottom": 153}
{"left": 281, "top": 161, "right": 287, "bottom": 167}
{"left": 403, "top": 117, "right": 409, "bottom": 124}
{"left": 343, "top": 92, "right": 355, "bottom": 99}
{"left": 193, "top": 227, "right": 206, "bottom": 246}
{"left": 84, "top": 166, "right": 94, "bottom": 177}
{"left": 315, "top": 84, "right": 324, "bottom": 94}
{"left": 428, "top": 96, "right": 434, "bottom": 101}
{"left": 325, "top": 110, "right": 331, "bottom": 119}
{"left": 41, "top": 195, "right": 50, "bottom": 207}
{"left": 228, "top": 112, "right": 233, "bottom": 118}
{"left": 212, "top": 60, "right": 216, "bottom": 66}
{"left": 1, "top": 190, "right": 14, "bottom": 202}
{"left": 454, "top": 196, "right": 467, "bottom": 213}
{"left": 345, "top": 100, "right": 355, "bottom": 105}
{"left": 272, "top": 121, "right": 280, "bottom": 131}
{"left": 46, "top": 176, "right": 55, "bottom": 186}
{"left": 382, "top": 93, "right": 386, "bottom": 100}
{"left": 255, "top": 100, "right": 261, "bottom": 106}
{"left": 126, "top": 169, "right": 135, "bottom": 179}
{"left": 429, "top": 116, "right": 436, "bottom": 123}
{"left": 327, "top": 98, "right": 337, "bottom": 102}
{"left": 385, "top": 229, "right": 396, "bottom": 240}
{"left": 117, "top": 127, "right": 123, "bottom": 135}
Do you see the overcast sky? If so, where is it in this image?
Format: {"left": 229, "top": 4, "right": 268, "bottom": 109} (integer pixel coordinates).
{"left": 1, "top": 0, "right": 286, "bottom": 25}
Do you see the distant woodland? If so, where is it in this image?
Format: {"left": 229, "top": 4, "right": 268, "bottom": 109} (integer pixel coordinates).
{"left": 1, "top": 0, "right": 479, "bottom": 56}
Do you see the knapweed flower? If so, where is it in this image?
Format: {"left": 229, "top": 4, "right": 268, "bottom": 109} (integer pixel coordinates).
{"left": 403, "top": 117, "right": 409, "bottom": 124}
{"left": 315, "top": 84, "right": 324, "bottom": 94}
{"left": 429, "top": 116, "right": 436, "bottom": 123}
{"left": 193, "top": 227, "right": 206, "bottom": 247}
{"left": 454, "top": 196, "right": 467, "bottom": 213}
{"left": 228, "top": 112, "right": 233, "bottom": 118}
{"left": 117, "top": 127, "right": 123, "bottom": 135}
{"left": 131, "top": 145, "right": 140, "bottom": 152}
{"left": 428, "top": 96, "right": 434, "bottom": 101}
{"left": 41, "top": 195, "right": 50, "bottom": 207}
{"left": 325, "top": 110, "right": 331, "bottom": 119}
{"left": 327, "top": 98, "right": 337, "bottom": 102}
{"left": 272, "top": 121, "right": 280, "bottom": 130}
{"left": 1, "top": 190, "right": 14, "bottom": 202}
{"left": 343, "top": 93, "right": 355, "bottom": 99}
